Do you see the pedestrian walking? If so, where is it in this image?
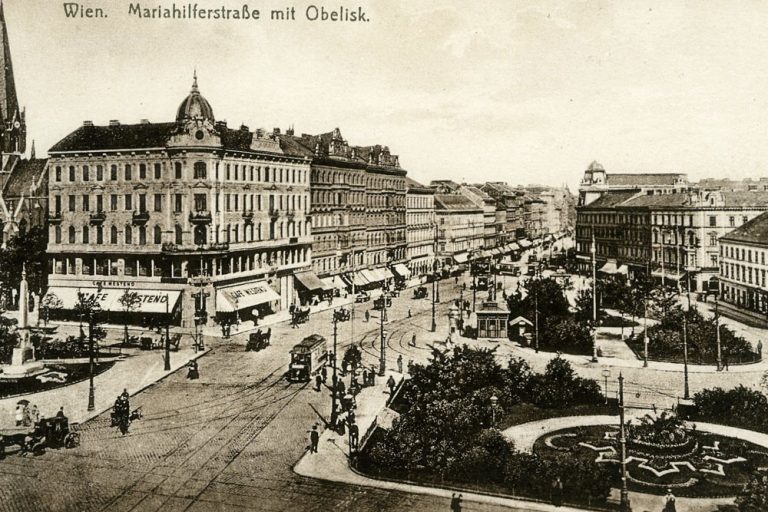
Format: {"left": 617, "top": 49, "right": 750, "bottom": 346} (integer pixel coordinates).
{"left": 411, "top": 333, "right": 416, "bottom": 347}
{"left": 407, "top": 307, "right": 411, "bottom": 318}
{"left": 14, "top": 405, "right": 23, "bottom": 427}
{"left": 759, "top": 340, "right": 763, "bottom": 358}
{"left": 315, "top": 373, "right": 322, "bottom": 392}
{"left": 663, "top": 489, "right": 677, "bottom": 512}
{"left": 30, "top": 405, "right": 39, "bottom": 426}
{"left": 309, "top": 424, "right": 319, "bottom": 453}
{"left": 551, "top": 476, "right": 563, "bottom": 507}
{"left": 397, "top": 355, "right": 403, "bottom": 374}
{"left": 22, "top": 405, "right": 31, "bottom": 427}
{"left": 724, "top": 352, "right": 730, "bottom": 371}
{"left": 387, "top": 375, "right": 396, "bottom": 396}
{"left": 348, "top": 421, "right": 359, "bottom": 452}
{"left": 370, "top": 366, "right": 376, "bottom": 385}
{"left": 187, "top": 359, "right": 200, "bottom": 380}
{"left": 365, "top": 310, "right": 370, "bottom": 323}
{"left": 321, "top": 366, "right": 328, "bottom": 383}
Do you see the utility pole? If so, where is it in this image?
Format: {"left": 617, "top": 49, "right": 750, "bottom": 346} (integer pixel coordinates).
{"left": 164, "top": 293, "right": 171, "bottom": 371}
{"left": 591, "top": 232, "right": 598, "bottom": 362}
{"left": 534, "top": 285, "right": 539, "bottom": 353}
{"left": 618, "top": 373, "right": 631, "bottom": 512}
{"left": 715, "top": 295, "right": 722, "bottom": 371}
{"left": 379, "top": 289, "right": 387, "bottom": 376}
{"left": 330, "top": 313, "right": 338, "bottom": 427}
{"left": 682, "top": 309, "right": 690, "bottom": 400}
{"left": 643, "top": 297, "right": 649, "bottom": 368}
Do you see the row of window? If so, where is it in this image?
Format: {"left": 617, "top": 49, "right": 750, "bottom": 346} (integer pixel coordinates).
{"left": 723, "top": 262, "right": 767, "bottom": 287}
{"left": 52, "top": 220, "right": 308, "bottom": 246}
{"left": 722, "top": 245, "right": 768, "bottom": 265}
{"left": 54, "top": 161, "right": 308, "bottom": 185}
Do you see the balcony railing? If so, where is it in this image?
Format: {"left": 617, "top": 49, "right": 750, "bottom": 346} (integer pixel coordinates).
{"left": 161, "top": 242, "right": 229, "bottom": 254}
{"left": 242, "top": 210, "right": 254, "bottom": 224}
{"left": 132, "top": 210, "right": 149, "bottom": 225}
{"left": 287, "top": 209, "right": 296, "bottom": 220}
{"left": 49, "top": 212, "right": 62, "bottom": 224}
{"left": 269, "top": 208, "right": 279, "bottom": 220}
{"left": 189, "top": 210, "right": 212, "bottom": 224}
{"left": 89, "top": 211, "right": 106, "bottom": 224}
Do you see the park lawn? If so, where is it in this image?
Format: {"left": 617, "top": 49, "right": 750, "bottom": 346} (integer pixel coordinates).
{"left": 0, "top": 362, "right": 115, "bottom": 398}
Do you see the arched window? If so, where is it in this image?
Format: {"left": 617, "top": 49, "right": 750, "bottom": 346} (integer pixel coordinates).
{"left": 175, "top": 224, "right": 183, "bottom": 245}
{"left": 125, "top": 225, "right": 133, "bottom": 244}
{"left": 154, "top": 225, "right": 162, "bottom": 244}
{"left": 96, "top": 226, "right": 103, "bottom": 244}
{"left": 68, "top": 226, "right": 76, "bottom": 244}
{"left": 174, "top": 162, "right": 183, "bottom": 179}
{"left": 194, "top": 224, "right": 207, "bottom": 245}
{"left": 194, "top": 161, "right": 207, "bottom": 179}
{"left": 82, "top": 226, "right": 89, "bottom": 244}
{"left": 110, "top": 226, "right": 118, "bottom": 244}
{"left": 139, "top": 226, "right": 146, "bottom": 245}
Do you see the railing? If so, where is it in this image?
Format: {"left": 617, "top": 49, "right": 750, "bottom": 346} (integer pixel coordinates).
{"left": 49, "top": 212, "right": 62, "bottom": 223}
{"left": 269, "top": 208, "right": 279, "bottom": 219}
{"left": 189, "top": 210, "right": 212, "bottom": 223}
{"left": 131, "top": 210, "right": 149, "bottom": 225}
{"left": 242, "top": 210, "right": 254, "bottom": 224}
{"left": 161, "top": 242, "right": 229, "bottom": 253}
{"left": 89, "top": 211, "right": 106, "bottom": 224}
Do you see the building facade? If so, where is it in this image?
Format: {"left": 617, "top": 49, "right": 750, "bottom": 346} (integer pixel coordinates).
{"left": 719, "top": 212, "right": 768, "bottom": 322}
{"left": 434, "top": 193, "right": 484, "bottom": 268}
{"left": 405, "top": 177, "right": 435, "bottom": 277}
{"left": 45, "top": 76, "right": 312, "bottom": 326}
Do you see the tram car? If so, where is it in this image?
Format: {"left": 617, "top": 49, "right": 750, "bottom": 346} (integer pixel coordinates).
{"left": 287, "top": 334, "right": 328, "bottom": 382}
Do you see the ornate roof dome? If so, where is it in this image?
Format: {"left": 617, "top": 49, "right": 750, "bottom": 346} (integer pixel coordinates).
{"left": 587, "top": 160, "right": 605, "bottom": 172}
{"left": 176, "top": 71, "right": 214, "bottom": 122}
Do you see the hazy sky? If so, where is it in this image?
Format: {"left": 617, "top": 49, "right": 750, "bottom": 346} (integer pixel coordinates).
{"left": 8, "top": 0, "right": 768, "bottom": 189}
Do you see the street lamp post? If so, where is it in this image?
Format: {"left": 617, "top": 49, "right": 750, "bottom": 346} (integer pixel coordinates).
{"left": 618, "top": 373, "right": 632, "bottom": 512}
{"left": 715, "top": 295, "right": 722, "bottom": 371}
{"left": 164, "top": 293, "right": 171, "bottom": 371}
{"left": 643, "top": 297, "right": 649, "bottom": 368}
{"left": 330, "top": 310, "right": 339, "bottom": 428}
{"left": 87, "top": 310, "right": 95, "bottom": 411}
{"left": 534, "top": 282, "right": 539, "bottom": 353}
{"left": 379, "top": 287, "right": 388, "bottom": 376}
{"left": 682, "top": 309, "right": 690, "bottom": 400}
{"left": 431, "top": 261, "right": 438, "bottom": 332}
{"left": 602, "top": 369, "right": 611, "bottom": 405}
{"left": 591, "top": 232, "right": 598, "bottom": 363}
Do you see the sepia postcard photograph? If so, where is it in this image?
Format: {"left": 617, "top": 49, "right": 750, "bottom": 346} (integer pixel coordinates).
{"left": 1, "top": 1, "right": 768, "bottom": 511}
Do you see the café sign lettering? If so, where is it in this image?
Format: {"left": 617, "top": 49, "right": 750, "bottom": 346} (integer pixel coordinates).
{"left": 229, "top": 284, "right": 270, "bottom": 300}
{"left": 92, "top": 281, "right": 136, "bottom": 288}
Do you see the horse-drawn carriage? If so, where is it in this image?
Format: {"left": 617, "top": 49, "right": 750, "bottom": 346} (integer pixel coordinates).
{"left": 246, "top": 328, "right": 272, "bottom": 351}
{"left": 334, "top": 307, "right": 351, "bottom": 322}
{"left": 292, "top": 307, "right": 311, "bottom": 325}
{"left": 413, "top": 286, "right": 428, "bottom": 299}
{"left": 1, "top": 416, "right": 80, "bottom": 457}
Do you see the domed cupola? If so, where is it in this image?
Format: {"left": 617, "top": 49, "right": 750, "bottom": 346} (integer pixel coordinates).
{"left": 176, "top": 71, "right": 214, "bottom": 123}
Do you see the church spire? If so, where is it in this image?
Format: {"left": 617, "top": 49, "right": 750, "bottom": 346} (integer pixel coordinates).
{"left": 0, "top": 2, "right": 24, "bottom": 155}
{"left": 191, "top": 68, "right": 198, "bottom": 93}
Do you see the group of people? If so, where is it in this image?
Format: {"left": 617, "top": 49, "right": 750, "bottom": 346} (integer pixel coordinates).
{"left": 14, "top": 403, "right": 40, "bottom": 428}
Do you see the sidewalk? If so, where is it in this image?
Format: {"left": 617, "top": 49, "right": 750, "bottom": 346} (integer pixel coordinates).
{"left": 0, "top": 345, "right": 208, "bottom": 428}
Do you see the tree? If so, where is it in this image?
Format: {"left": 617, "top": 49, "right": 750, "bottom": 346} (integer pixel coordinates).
{"left": 574, "top": 289, "right": 593, "bottom": 323}
{"left": 0, "top": 226, "right": 48, "bottom": 305}
{"left": 650, "top": 284, "right": 681, "bottom": 319}
{"left": 39, "top": 292, "right": 63, "bottom": 326}
{"left": 73, "top": 291, "right": 107, "bottom": 348}
{"left": 737, "top": 471, "right": 768, "bottom": 512}
{"left": 342, "top": 345, "right": 362, "bottom": 374}
{"left": 117, "top": 289, "right": 142, "bottom": 345}
{"left": 0, "top": 314, "right": 20, "bottom": 364}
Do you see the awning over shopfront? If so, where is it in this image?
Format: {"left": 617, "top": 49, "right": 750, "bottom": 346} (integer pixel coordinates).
{"left": 453, "top": 252, "right": 469, "bottom": 264}
{"left": 351, "top": 272, "right": 369, "bottom": 288}
{"left": 216, "top": 281, "right": 280, "bottom": 312}
{"left": 321, "top": 277, "right": 347, "bottom": 291}
{"left": 294, "top": 271, "right": 329, "bottom": 291}
{"left": 652, "top": 270, "right": 685, "bottom": 281}
{"left": 617, "top": 265, "right": 629, "bottom": 275}
{"left": 381, "top": 268, "right": 395, "bottom": 281}
{"left": 43, "top": 286, "right": 181, "bottom": 314}
{"left": 509, "top": 242, "right": 520, "bottom": 251}
{"left": 599, "top": 262, "right": 619, "bottom": 274}
{"left": 392, "top": 264, "right": 411, "bottom": 279}
{"left": 518, "top": 239, "right": 532, "bottom": 248}
{"left": 361, "top": 269, "right": 382, "bottom": 283}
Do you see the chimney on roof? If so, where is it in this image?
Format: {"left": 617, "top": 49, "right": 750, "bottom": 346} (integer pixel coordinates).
{"left": 83, "top": 120, "right": 93, "bottom": 127}
{"left": 256, "top": 128, "right": 264, "bottom": 137}
{"left": 108, "top": 120, "right": 120, "bottom": 126}
{"left": 273, "top": 127, "right": 281, "bottom": 135}
{"left": 215, "top": 120, "right": 227, "bottom": 130}
{"left": 240, "top": 124, "right": 249, "bottom": 132}
{"left": 140, "top": 119, "right": 150, "bottom": 124}
{"left": 286, "top": 125, "right": 294, "bottom": 136}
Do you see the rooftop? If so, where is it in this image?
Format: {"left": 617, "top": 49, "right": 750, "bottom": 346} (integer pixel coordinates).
{"left": 721, "top": 211, "right": 768, "bottom": 245}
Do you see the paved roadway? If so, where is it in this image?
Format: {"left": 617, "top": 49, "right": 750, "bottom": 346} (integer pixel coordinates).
{"left": 0, "top": 278, "right": 532, "bottom": 512}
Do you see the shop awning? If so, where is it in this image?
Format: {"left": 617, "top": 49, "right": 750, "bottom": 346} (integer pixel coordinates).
{"left": 509, "top": 242, "right": 520, "bottom": 251}
{"left": 43, "top": 286, "right": 181, "bottom": 314}
{"left": 381, "top": 268, "right": 395, "bottom": 281}
{"left": 652, "top": 270, "right": 684, "bottom": 281}
{"left": 322, "top": 277, "right": 347, "bottom": 290}
{"left": 518, "top": 239, "right": 532, "bottom": 248}
{"left": 352, "top": 272, "right": 369, "bottom": 287}
{"left": 454, "top": 252, "right": 469, "bottom": 264}
{"left": 493, "top": 248, "right": 504, "bottom": 255}
{"left": 361, "top": 269, "right": 382, "bottom": 283}
{"left": 392, "top": 264, "right": 411, "bottom": 279}
{"left": 294, "top": 271, "right": 328, "bottom": 291}
{"left": 216, "top": 281, "right": 280, "bottom": 312}
{"left": 599, "top": 262, "right": 618, "bottom": 274}
{"left": 617, "top": 265, "right": 629, "bottom": 275}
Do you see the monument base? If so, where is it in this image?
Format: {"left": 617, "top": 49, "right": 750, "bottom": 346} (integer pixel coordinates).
{"left": 0, "top": 346, "right": 47, "bottom": 379}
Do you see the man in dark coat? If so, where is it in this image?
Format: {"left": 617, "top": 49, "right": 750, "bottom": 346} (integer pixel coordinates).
{"left": 309, "top": 424, "right": 319, "bottom": 453}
